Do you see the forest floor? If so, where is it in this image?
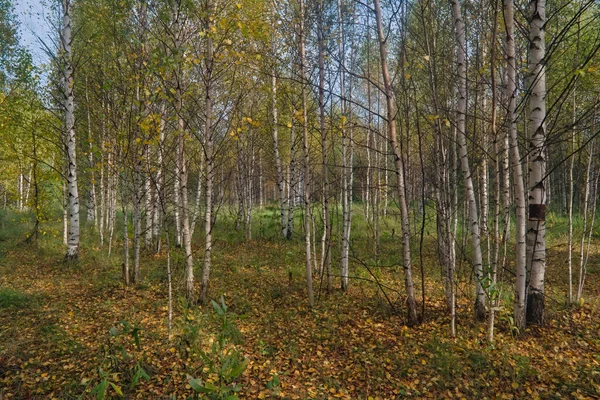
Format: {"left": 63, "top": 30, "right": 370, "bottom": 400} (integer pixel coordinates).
{"left": 1, "top": 209, "right": 600, "bottom": 399}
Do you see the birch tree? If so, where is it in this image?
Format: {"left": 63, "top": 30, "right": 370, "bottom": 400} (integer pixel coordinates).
{"left": 199, "top": 0, "right": 215, "bottom": 305}
{"left": 526, "top": 0, "right": 547, "bottom": 325}
{"left": 504, "top": 0, "right": 527, "bottom": 330}
{"left": 450, "top": 0, "right": 486, "bottom": 321}
{"left": 374, "top": 0, "right": 418, "bottom": 325}
{"left": 299, "top": 0, "right": 314, "bottom": 307}
{"left": 62, "top": 0, "right": 80, "bottom": 261}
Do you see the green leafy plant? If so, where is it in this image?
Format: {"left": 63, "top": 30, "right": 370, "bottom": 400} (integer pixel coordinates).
{"left": 86, "top": 321, "right": 150, "bottom": 399}
{"left": 265, "top": 373, "right": 281, "bottom": 396}
{"left": 499, "top": 314, "right": 520, "bottom": 337}
{"left": 187, "top": 296, "right": 249, "bottom": 400}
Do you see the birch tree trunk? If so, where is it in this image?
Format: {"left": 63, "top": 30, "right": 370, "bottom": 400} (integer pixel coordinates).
{"left": 504, "top": 0, "right": 527, "bottom": 330}
{"left": 190, "top": 156, "right": 203, "bottom": 238}
{"left": 339, "top": 0, "right": 350, "bottom": 291}
{"left": 179, "top": 93, "right": 194, "bottom": 304}
{"left": 271, "top": 73, "right": 286, "bottom": 239}
{"left": 577, "top": 141, "right": 594, "bottom": 301}
{"left": 487, "top": 0, "right": 499, "bottom": 343}
{"left": 85, "top": 77, "right": 97, "bottom": 227}
{"left": 153, "top": 105, "right": 166, "bottom": 251}
{"left": 318, "top": 0, "right": 332, "bottom": 292}
{"left": 287, "top": 111, "right": 296, "bottom": 239}
{"left": 567, "top": 19, "right": 580, "bottom": 304}
{"left": 526, "top": 0, "right": 547, "bottom": 326}
{"left": 270, "top": 8, "right": 286, "bottom": 239}
{"left": 99, "top": 137, "right": 105, "bottom": 247}
{"left": 300, "top": 0, "right": 314, "bottom": 307}
{"left": 145, "top": 150, "right": 153, "bottom": 247}
{"left": 374, "top": 0, "right": 418, "bottom": 325}
{"left": 133, "top": 170, "right": 142, "bottom": 283}
{"left": 200, "top": 2, "right": 214, "bottom": 304}
{"left": 450, "top": 0, "right": 486, "bottom": 321}
{"left": 123, "top": 200, "right": 130, "bottom": 286}
{"left": 62, "top": 0, "right": 80, "bottom": 261}
{"left": 172, "top": 8, "right": 195, "bottom": 304}
{"left": 62, "top": 181, "right": 68, "bottom": 246}
{"left": 567, "top": 101, "right": 575, "bottom": 304}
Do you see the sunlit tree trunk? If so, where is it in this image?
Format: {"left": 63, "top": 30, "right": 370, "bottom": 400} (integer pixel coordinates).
{"left": 567, "top": 18, "right": 580, "bottom": 304}
{"left": 122, "top": 184, "right": 130, "bottom": 286}
{"left": 171, "top": 8, "right": 194, "bottom": 304}
{"left": 133, "top": 171, "right": 142, "bottom": 283}
{"left": 200, "top": 0, "right": 214, "bottom": 304}
{"left": 318, "top": 0, "right": 332, "bottom": 292}
{"left": 487, "top": 0, "right": 499, "bottom": 343}
{"left": 270, "top": 7, "right": 286, "bottom": 239}
{"left": 85, "top": 77, "right": 97, "bottom": 228}
{"left": 577, "top": 140, "right": 595, "bottom": 301}
{"left": 450, "top": 0, "right": 486, "bottom": 321}
{"left": 567, "top": 100, "right": 575, "bottom": 304}
{"left": 145, "top": 150, "right": 153, "bottom": 247}
{"left": 153, "top": 106, "right": 166, "bottom": 252}
{"left": 190, "top": 155, "right": 203, "bottom": 239}
{"left": 526, "top": 0, "right": 547, "bottom": 326}
{"left": 300, "top": 0, "right": 314, "bottom": 307}
{"left": 375, "top": 0, "right": 418, "bottom": 325}
{"left": 62, "top": 0, "right": 80, "bottom": 261}
{"left": 99, "top": 135, "right": 106, "bottom": 247}
{"left": 62, "top": 181, "right": 68, "bottom": 246}
{"left": 177, "top": 89, "right": 194, "bottom": 304}
{"left": 339, "top": 0, "right": 351, "bottom": 291}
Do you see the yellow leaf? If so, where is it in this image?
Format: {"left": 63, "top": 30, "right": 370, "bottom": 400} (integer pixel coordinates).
{"left": 423, "top": 55, "right": 430, "bottom": 61}
{"left": 512, "top": 382, "right": 519, "bottom": 389}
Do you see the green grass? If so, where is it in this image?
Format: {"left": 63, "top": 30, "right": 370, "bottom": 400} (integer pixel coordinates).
{"left": 0, "top": 287, "right": 34, "bottom": 309}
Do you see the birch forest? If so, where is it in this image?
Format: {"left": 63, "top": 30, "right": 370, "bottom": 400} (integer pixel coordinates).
{"left": 1, "top": 0, "right": 600, "bottom": 397}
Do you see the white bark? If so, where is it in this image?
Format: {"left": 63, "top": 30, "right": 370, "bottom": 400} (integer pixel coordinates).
{"left": 567, "top": 105, "right": 575, "bottom": 304}
{"left": 190, "top": 156, "right": 203, "bottom": 238}
{"left": 577, "top": 142, "right": 594, "bottom": 301}
{"left": 85, "top": 77, "right": 97, "bottom": 227}
{"left": 18, "top": 170, "right": 23, "bottom": 211}
{"left": 300, "top": 0, "right": 313, "bottom": 307}
{"left": 375, "top": 0, "right": 418, "bottom": 325}
{"left": 123, "top": 199, "right": 130, "bottom": 286}
{"left": 172, "top": 8, "right": 194, "bottom": 304}
{"left": 200, "top": 2, "right": 214, "bottom": 304}
{"left": 287, "top": 114, "right": 296, "bottom": 239}
{"left": 526, "top": 0, "right": 547, "bottom": 325}
{"left": 179, "top": 96, "right": 194, "bottom": 304}
{"left": 450, "top": 0, "right": 486, "bottom": 321}
{"left": 271, "top": 73, "right": 286, "bottom": 239}
{"left": 62, "top": 181, "right": 68, "bottom": 245}
{"left": 318, "top": 0, "right": 332, "bottom": 292}
{"left": 62, "top": 0, "right": 80, "bottom": 260}
{"left": 339, "top": 0, "right": 352, "bottom": 292}
{"left": 145, "top": 150, "right": 153, "bottom": 248}
{"left": 99, "top": 138, "right": 105, "bottom": 247}
{"left": 153, "top": 105, "right": 166, "bottom": 249}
